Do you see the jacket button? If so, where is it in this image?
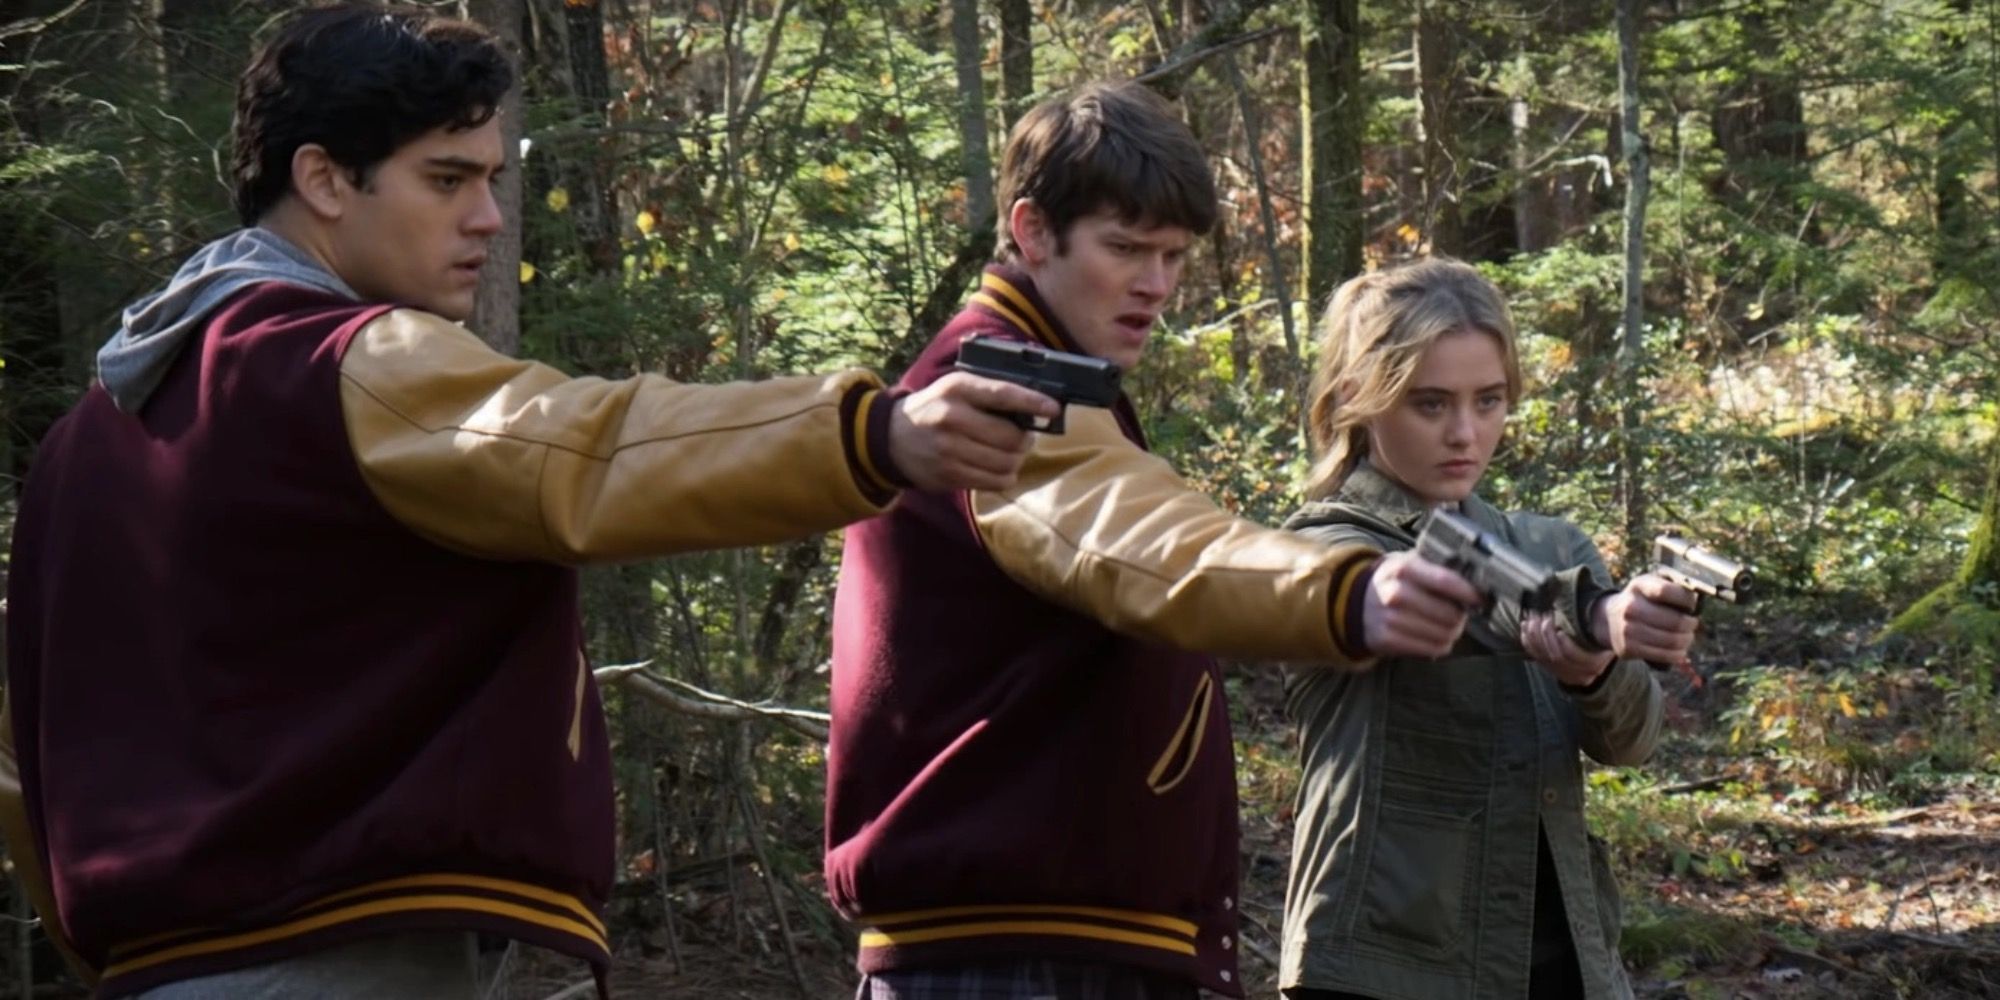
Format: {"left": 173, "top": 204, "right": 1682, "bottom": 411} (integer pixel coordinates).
{"left": 1542, "top": 789, "right": 1557, "bottom": 805}
{"left": 1220, "top": 935, "right": 1233, "bottom": 950}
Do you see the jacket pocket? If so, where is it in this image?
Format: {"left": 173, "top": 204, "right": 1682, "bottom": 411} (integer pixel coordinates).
{"left": 1145, "top": 672, "right": 1214, "bottom": 795}
{"left": 1357, "top": 801, "right": 1479, "bottom": 953}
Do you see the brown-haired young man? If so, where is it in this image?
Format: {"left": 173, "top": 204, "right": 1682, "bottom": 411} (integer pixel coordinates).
{"left": 825, "top": 82, "right": 1482, "bottom": 1000}
{"left": 1, "top": 4, "right": 1056, "bottom": 997}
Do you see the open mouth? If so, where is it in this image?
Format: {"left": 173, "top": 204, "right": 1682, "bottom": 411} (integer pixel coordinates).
{"left": 1114, "top": 313, "right": 1154, "bottom": 335}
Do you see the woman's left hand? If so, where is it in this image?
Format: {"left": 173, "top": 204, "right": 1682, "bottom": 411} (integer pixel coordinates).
{"left": 1521, "top": 613, "right": 1614, "bottom": 688}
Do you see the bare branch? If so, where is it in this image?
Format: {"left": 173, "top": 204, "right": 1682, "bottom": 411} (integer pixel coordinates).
{"left": 732, "top": 0, "right": 797, "bottom": 128}
{"left": 1134, "top": 25, "right": 1284, "bottom": 98}
{"left": 596, "top": 661, "right": 830, "bottom": 741}
{"left": 0, "top": 0, "right": 89, "bottom": 44}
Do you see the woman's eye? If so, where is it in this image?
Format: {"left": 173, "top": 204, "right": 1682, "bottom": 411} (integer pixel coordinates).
{"left": 1415, "top": 398, "right": 1445, "bottom": 415}
{"left": 1478, "top": 394, "right": 1505, "bottom": 411}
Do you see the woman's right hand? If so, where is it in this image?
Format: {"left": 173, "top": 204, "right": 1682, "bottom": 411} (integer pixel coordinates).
{"left": 1361, "top": 550, "right": 1483, "bottom": 659}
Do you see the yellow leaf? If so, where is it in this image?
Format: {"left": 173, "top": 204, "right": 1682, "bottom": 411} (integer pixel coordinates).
{"left": 1838, "top": 693, "right": 1857, "bottom": 718}
{"left": 636, "top": 210, "right": 656, "bottom": 235}
{"left": 1874, "top": 700, "right": 1890, "bottom": 717}
{"left": 1396, "top": 223, "right": 1421, "bottom": 244}
{"left": 519, "top": 261, "right": 537, "bottom": 284}
{"left": 783, "top": 233, "right": 801, "bottom": 252}
{"left": 823, "top": 163, "right": 850, "bottom": 187}
{"left": 545, "top": 187, "right": 571, "bottom": 213}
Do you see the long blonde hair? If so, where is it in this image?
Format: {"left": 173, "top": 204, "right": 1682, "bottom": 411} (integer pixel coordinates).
{"left": 1303, "top": 257, "right": 1524, "bottom": 500}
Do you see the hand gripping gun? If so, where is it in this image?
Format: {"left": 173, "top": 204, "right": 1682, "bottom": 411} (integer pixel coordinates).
{"left": 1644, "top": 534, "right": 1755, "bottom": 673}
{"left": 1413, "top": 508, "right": 1561, "bottom": 614}
{"left": 953, "top": 335, "right": 1122, "bottom": 434}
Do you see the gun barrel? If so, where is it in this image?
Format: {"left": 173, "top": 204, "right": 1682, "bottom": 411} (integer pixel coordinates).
{"left": 1653, "top": 534, "right": 1756, "bottom": 603}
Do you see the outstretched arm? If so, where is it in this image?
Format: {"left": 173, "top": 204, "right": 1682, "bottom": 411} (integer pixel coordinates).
{"left": 340, "top": 309, "right": 1052, "bottom": 562}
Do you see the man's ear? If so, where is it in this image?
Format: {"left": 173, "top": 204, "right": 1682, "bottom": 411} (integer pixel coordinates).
{"left": 1009, "top": 198, "right": 1052, "bottom": 266}
{"left": 290, "top": 144, "right": 347, "bottom": 221}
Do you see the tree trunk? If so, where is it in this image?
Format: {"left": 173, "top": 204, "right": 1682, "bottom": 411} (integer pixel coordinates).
{"left": 1962, "top": 443, "right": 2000, "bottom": 595}
{"left": 1223, "top": 53, "right": 1298, "bottom": 370}
{"left": 0, "top": 1, "right": 88, "bottom": 485}
{"left": 1299, "top": 0, "right": 1364, "bottom": 308}
{"left": 949, "top": 0, "right": 994, "bottom": 228}
{"left": 998, "top": 0, "right": 1033, "bottom": 134}
{"left": 1413, "top": 0, "right": 1462, "bottom": 256}
{"left": 564, "top": 0, "right": 619, "bottom": 274}
{"left": 1890, "top": 435, "right": 2000, "bottom": 639}
{"left": 154, "top": 0, "right": 244, "bottom": 252}
{"left": 0, "top": 210, "right": 67, "bottom": 486}
{"left": 1710, "top": 7, "right": 1806, "bottom": 202}
{"left": 466, "top": 0, "right": 525, "bottom": 353}
{"left": 1614, "top": 0, "right": 1650, "bottom": 571}
{"left": 1932, "top": 0, "right": 1979, "bottom": 280}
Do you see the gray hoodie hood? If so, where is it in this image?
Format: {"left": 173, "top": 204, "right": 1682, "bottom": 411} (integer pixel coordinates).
{"left": 96, "top": 227, "right": 358, "bottom": 411}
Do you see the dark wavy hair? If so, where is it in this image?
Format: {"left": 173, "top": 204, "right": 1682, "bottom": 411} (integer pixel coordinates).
{"left": 995, "top": 81, "right": 1217, "bottom": 261}
{"left": 231, "top": 3, "right": 513, "bottom": 225}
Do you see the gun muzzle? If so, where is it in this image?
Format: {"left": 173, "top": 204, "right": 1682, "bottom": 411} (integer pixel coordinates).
{"left": 1653, "top": 534, "right": 1755, "bottom": 604}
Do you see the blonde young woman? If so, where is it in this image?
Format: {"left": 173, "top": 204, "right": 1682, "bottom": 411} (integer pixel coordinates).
{"left": 1278, "top": 258, "right": 1701, "bottom": 1000}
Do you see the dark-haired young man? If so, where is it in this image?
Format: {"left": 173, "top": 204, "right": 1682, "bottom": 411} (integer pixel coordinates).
{"left": 825, "top": 83, "right": 1481, "bottom": 1000}
{"left": 0, "top": 4, "right": 1054, "bottom": 997}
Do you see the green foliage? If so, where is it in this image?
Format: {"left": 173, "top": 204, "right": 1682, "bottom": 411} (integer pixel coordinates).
{"left": 1718, "top": 653, "right": 2000, "bottom": 797}
{"left": 1619, "top": 900, "right": 1760, "bottom": 970}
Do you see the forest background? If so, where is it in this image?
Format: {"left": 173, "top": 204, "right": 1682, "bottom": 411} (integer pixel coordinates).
{"left": 2, "top": 0, "right": 1999, "bottom": 997}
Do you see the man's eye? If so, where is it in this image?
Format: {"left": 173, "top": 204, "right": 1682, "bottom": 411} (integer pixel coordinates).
{"left": 433, "top": 175, "right": 464, "bottom": 192}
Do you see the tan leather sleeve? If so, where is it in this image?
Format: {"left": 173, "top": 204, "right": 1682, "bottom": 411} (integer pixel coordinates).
{"left": 0, "top": 697, "right": 96, "bottom": 984}
{"left": 340, "top": 310, "right": 896, "bottom": 563}
{"left": 970, "top": 406, "right": 1377, "bottom": 663}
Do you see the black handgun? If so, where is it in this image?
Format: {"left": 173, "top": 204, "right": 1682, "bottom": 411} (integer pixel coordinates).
{"left": 1653, "top": 534, "right": 1755, "bottom": 610}
{"left": 1413, "top": 508, "right": 1560, "bottom": 613}
{"left": 952, "top": 335, "right": 1121, "bottom": 434}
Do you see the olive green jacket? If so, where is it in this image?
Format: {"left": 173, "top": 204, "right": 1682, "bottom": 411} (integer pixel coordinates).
{"left": 1279, "top": 465, "right": 1662, "bottom": 1000}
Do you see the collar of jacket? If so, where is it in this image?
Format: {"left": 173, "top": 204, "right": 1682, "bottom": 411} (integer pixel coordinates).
{"left": 966, "top": 264, "right": 1083, "bottom": 353}
{"left": 1330, "top": 461, "right": 1510, "bottom": 539}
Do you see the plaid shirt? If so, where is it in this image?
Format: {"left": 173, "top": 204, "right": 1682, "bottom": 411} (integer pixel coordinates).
{"left": 859, "top": 958, "right": 1203, "bottom": 1000}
